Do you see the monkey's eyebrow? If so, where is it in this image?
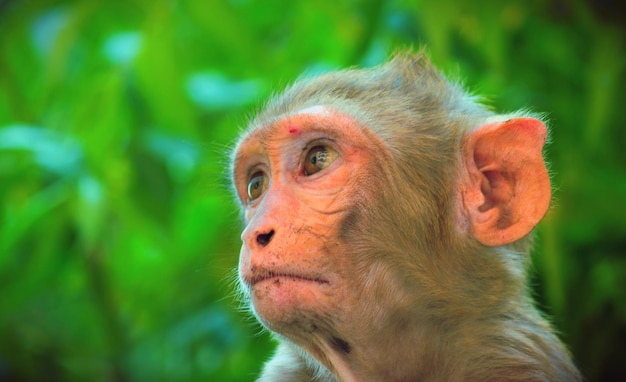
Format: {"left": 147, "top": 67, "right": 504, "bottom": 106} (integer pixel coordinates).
{"left": 232, "top": 149, "right": 259, "bottom": 183}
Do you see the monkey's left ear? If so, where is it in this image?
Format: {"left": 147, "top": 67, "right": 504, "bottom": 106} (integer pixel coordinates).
{"left": 460, "top": 117, "right": 551, "bottom": 247}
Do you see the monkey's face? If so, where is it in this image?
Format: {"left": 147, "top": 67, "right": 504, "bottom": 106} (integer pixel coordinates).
{"left": 232, "top": 105, "right": 385, "bottom": 332}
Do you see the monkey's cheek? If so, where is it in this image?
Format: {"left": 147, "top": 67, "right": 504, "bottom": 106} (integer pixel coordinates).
{"left": 251, "top": 278, "right": 328, "bottom": 325}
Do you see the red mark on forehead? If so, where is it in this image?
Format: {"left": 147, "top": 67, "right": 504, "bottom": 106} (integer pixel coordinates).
{"left": 288, "top": 125, "right": 299, "bottom": 134}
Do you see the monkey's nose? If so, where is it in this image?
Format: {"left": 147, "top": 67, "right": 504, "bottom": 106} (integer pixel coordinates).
{"left": 256, "top": 230, "right": 275, "bottom": 247}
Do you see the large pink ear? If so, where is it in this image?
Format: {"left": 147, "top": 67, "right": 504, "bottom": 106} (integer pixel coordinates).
{"left": 459, "top": 118, "right": 551, "bottom": 247}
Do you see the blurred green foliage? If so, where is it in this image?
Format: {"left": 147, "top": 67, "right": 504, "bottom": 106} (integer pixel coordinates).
{"left": 0, "top": 0, "right": 625, "bottom": 381}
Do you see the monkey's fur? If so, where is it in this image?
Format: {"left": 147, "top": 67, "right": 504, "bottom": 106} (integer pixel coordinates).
{"left": 233, "top": 51, "right": 581, "bottom": 381}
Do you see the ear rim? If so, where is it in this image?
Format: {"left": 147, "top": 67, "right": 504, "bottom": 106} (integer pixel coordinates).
{"left": 458, "top": 117, "right": 552, "bottom": 247}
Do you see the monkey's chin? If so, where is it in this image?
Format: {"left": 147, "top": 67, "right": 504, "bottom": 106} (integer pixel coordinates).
{"left": 250, "top": 276, "right": 330, "bottom": 325}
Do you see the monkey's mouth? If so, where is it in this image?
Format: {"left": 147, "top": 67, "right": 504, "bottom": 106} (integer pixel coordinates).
{"left": 246, "top": 271, "right": 330, "bottom": 287}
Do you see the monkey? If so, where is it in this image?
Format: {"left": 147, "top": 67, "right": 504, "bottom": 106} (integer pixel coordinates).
{"left": 230, "top": 51, "right": 581, "bottom": 382}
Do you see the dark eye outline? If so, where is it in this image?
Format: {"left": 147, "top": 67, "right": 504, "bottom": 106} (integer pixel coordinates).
{"left": 246, "top": 171, "right": 268, "bottom": 201}
{"left": 303, "top": 144, "right": 339, "bottom": 176}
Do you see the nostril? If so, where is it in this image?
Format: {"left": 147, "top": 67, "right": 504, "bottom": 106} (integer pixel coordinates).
{"left": 256, "top": 230, "right": 275, "bottom": 247}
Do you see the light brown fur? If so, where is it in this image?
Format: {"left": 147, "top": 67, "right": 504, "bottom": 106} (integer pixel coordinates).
{"left": 231, "top": 51, "right": 581, "bottom": 381}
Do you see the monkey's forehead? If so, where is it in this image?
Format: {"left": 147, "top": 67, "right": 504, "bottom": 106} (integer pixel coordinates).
{"left": 245, "top": 105, "right": 337, "bottom": 137}
{"left": 236, "top": 105, "right": 366, "bottom": 149}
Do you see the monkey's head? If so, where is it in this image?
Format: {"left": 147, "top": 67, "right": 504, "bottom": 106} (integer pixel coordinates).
{"left": 230, "top": 52, "right": 551, "bottom": 368}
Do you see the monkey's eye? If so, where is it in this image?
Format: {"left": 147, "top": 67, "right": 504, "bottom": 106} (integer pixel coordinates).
{"left": 247, "top": 171, "right": 268, "bottom": 201}
{"left": 304, "top": 145, "right": 338, "bottom": 176}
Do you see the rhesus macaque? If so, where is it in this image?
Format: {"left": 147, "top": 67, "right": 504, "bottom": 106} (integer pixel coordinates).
{"left": 230, "top": 51, "right": 581, "bottom": 382}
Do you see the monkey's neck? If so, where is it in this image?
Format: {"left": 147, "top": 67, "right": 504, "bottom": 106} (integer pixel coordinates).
{"left": 296, "top": 303, "right": 572, "bottom": 382}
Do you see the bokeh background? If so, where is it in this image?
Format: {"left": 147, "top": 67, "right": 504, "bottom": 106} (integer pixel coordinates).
{"left": 1, "top": 0, "right": 625, "bottom": 381}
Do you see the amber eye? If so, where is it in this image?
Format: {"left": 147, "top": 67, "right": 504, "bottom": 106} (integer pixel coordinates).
{"left": 304, "top": 145, "right": 338, "bottom": 176}
{"left": 247, "top": 172, "right": 267, "bottom": 201}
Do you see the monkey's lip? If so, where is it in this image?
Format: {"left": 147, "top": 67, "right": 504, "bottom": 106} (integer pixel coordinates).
{"left": 245, "top": 271, "right": 330, "bottom": 287}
